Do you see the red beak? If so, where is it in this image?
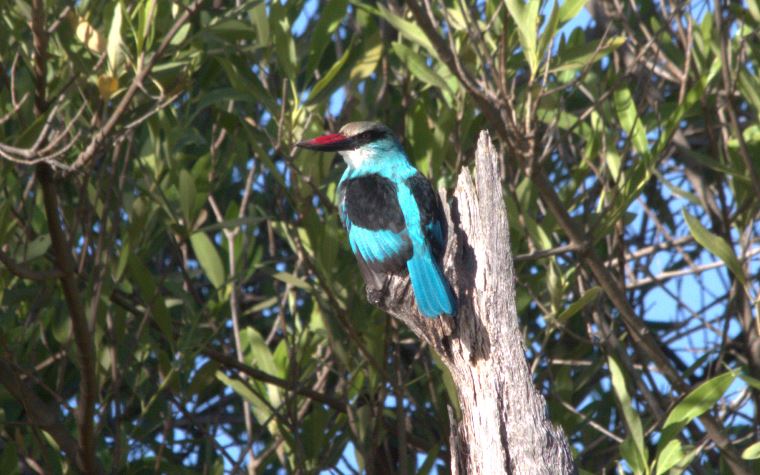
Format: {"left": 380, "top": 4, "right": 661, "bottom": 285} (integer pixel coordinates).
{"left": 296, "top": 133, "right": 354, "bottom": 152}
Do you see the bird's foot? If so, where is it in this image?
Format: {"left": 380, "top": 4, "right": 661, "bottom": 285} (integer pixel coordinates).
{"left": 366, "top": 286, "right": 386, "bottom": 307}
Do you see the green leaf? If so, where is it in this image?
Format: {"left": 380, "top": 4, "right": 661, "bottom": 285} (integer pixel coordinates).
{"left": 742, "top": 442, "right": 760, "bottom": 460}
{"left": 416, "top": 444, "right": 441, "bottom": 475}
{"left": 392, "top": 42, "right": 451, "bottom": 93}
{"left": 608, "top": 356, "right": 648, "bottom": 473}
{"left": 137, "top": 0, "right": 156, "bottom": 53}
{"left": 537, "top": 1, "right": 560, "bottom": 63}
{"left": 365, "top": 3, "right": 438, "bottom": 58}
{"left": 656, "top": 370, "right": 738, "bottom": 473}
{"left": 15, "top": 234, "right": 51, "bottom": 262}
{"left": 350, "top": 38, "right": 383, "bottom": 81}
{"left": 270, "top": 1, "right": 297, "bottom": 79}
{"left": 662, "top": 369, "right": 738, "bottom": 430}
{"left": 127, "top": 258, "right": 174, "bottom": 348}
{"left": 244, "top": 296, "right": 278, "bottom": 316}
{"left": 190, "top": 232, "right": 226, "bottom": 288}
{"left": 306, "top": 0, "right": 347, "bottom": 72}
{"left": 738, "top": 69, "right": 760, "bottom": 114}
{"left": 0, "top": 441, "right": 18, "bottom": 472}
{"left": 241, "top": 327, "right": 281, "bottom": 407}
{"left": 739, "top": 372, "right": 760, "bottom": 391}
{"left": 107, "top": 2, "right": 124, "bottom": 72}
{"left": 505, "top": 0, "right": 540, "bottom": 77}
{"left": 249, "top": 1, "right": 270, "bottom": 46}
{"left": 654, "top": 439, "right": 684, "bottom": 475}
{"left": 682, "top": 211, "right": 746, "bottom": 285}
{"left": 557, "top": 286, "right": 601, "bottom": 322}
{"left": 652, "top": 169, "right": 701, "bottom": 205}
{"left": 747, "top": 0, "right": 760, "bottom": 22}
{"left": 613, "top": 85, "right": 650, "bottom": 159}
{"left": 307, "top": 45, "right": 352, "bottom": 104}
{"left": 189, "top": 360, "right": 218, "bottom": 395}
{"left": 551, "top": 36, "right": 626, "bottom": 73}
{"left": 558, "top": 0, "right": 587, "bottom": 22}
{"left": 198, "top": 216, "right": 266, "bottom": 233}
{"left": 216, "top": 371, "right": 273, "bottom": 424}
{"left": 178, "top": 169, "right": 195, "bottom": 225}
{"left": 205, "top": 19, "right": 256, "bottom": 42}
{"left": 113, "top": 241, "right": 130, "bottom": 281}
{"left": 241, "top": 326, "right": 278, "bottom": 376}
{"left": 273, "top": 272, "right": 311, "bottom": 291}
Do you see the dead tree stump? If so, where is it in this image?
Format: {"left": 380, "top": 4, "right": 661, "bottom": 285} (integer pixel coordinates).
{"left": 371, "top": 131, "right": 576, "bottom": 475}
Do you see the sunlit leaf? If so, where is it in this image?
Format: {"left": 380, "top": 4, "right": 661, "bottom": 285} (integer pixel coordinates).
{"left": 558, "top": 0, "right": 587, "bottom": 22}
{"left": 273, "top": 271, "right": 311, "bottom": 291}
{"left": 350, "top": 38, "right": 383, "bottom": 81}
{"left": 97, "top": 74, "right": 119, "bottom": 100}
{"left": 505, "top": 0, "right": 540, "bottom": 77}
{"left": 742, "top": 442, "right": 760, "bottom": 460}
{"left": 654, "top": 439, "right": 683, "bottom": 475}
{"left": 75, "top": 17, "right": 106, "bottom": 53}
{"left": 107, "top": 3, "right": 124, "bottom": 72}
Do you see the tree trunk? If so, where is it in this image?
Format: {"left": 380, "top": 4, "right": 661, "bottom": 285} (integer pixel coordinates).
{"left": 371, "top": 131, "right": 576, "bottom": 474}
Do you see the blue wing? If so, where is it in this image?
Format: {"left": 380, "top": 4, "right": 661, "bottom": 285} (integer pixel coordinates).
{"left": 401, "top": 174, "right": 455, "bottom": 317}
{"left": 339, "top": 174, "right": 412, "bottom": 288}
{"left": 338, "top": 171, "right": 455, "bottom": 317}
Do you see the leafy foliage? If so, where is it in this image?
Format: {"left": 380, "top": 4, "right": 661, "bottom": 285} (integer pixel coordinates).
{"left": 0, "top": 0, "right": 758, "bottom": 473}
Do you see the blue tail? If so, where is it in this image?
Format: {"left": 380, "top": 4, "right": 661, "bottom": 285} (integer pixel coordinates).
{"left": 406, "top": 249, "right": 456, "bottom": 318}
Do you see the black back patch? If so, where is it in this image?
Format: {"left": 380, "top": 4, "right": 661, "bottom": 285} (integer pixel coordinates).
{"left": 341, "top": 174, "right": 406, "bottom": 233}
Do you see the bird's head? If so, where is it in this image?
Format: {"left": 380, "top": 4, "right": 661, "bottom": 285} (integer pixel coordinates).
{"left": 296, "top": 121, "right": 400, "bottom": 169}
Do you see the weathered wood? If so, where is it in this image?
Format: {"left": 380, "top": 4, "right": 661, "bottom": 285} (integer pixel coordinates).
{"left": 370, "top": 131, "right": 576, "bottom": 474}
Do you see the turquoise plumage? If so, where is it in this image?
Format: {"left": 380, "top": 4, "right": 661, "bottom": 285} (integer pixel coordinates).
{"left": 297, "top": 121, "right": 456, "bottom": 318}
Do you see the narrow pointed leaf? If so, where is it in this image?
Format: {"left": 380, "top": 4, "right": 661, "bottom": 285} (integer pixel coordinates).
{"left": 551, "top": 36, "right": 626, "bottom": 73}
{"left": 557, "top": 286, "right": 601, "bottom": 322}
{"left": 613, "top": 85, "right": 650, "bottom": 158}
{"left": 682, "top": 211, "right": 746, "bottom": 285}
{"left": 505, "top": 0, "right": 540, "bottom": 77}
{"left": 179, "top": 169, "right": 195, "bottom": 225}
{"left": 558, "top": 0, "right": 587, "bottom": 22}
{"left": 107, "top": 3, "right": 124, "bottom": 72}
{"left": 608, "top": 356, "right": 648, "bottom": 472}
{"left": 190, "top": 232, "right": 226, "bottom": 288}
{"left": 392, "top": 42, "right": 451, "bottom": 93}
{"left": 662, "top": 369, "right": 738, "bottom": 430}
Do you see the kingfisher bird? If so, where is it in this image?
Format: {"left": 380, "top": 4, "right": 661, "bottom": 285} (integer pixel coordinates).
{"left": 297, "top": 121, "right": 456, "bottom": 318}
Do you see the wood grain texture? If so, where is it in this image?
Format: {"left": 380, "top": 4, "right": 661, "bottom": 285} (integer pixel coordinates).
{"left": 369, "top": 131, "right": 576, "bottom": 474}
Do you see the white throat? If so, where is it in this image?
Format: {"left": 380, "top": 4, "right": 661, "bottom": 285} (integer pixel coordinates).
{"left": 339, "top": 147, "right": 374, "bottom": 169}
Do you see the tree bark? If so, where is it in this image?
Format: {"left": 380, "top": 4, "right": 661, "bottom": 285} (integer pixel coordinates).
{"left": 371, "top": 131, "right": 576, "bottom": 474}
